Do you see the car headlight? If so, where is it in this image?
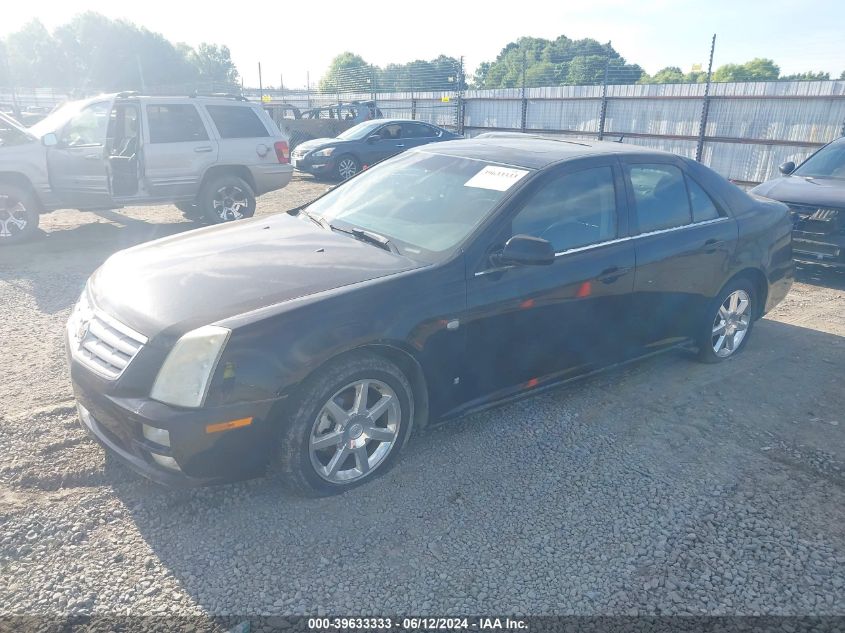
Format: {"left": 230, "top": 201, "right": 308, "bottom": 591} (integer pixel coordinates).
{"left": 311, "top": 147, "right": 334, "bottom": 158}
{"left": 150, "top": 325, "right": 230, "bottom": 408}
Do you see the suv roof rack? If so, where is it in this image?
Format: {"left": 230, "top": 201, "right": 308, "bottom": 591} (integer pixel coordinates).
{"left": 115, "top": 91, "right": 141, "bottom": 99}
{"left": 188, "top": 91, "right": 249, "bottom": 101}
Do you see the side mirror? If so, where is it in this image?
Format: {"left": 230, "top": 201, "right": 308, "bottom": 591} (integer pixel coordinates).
{"left": 42, "top": 132, "right": 58, "bottom": 147}
{"left": 779, "top": 161, "right": 796, "bottom": 175}
{"left": 497, "top": 234, "right": 555, "bottom": 267}
{"left": 367, "top": 134, "right": 380, "bottom": 144}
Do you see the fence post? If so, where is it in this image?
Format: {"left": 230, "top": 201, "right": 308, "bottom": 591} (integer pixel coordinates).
{"left": 597, "top": 45, "right": 611, "bottom": 140}
{"left": 520, "top": 50, "right": 527, "bottom": 132}
{"left": 410, "top": 67, "right": 416, "bottom": 120}
{"left": 457, "top": 56, "right": 465, "bottom": 135}
{"left": 696, "top": 34, "right": 717, "bottom": 163}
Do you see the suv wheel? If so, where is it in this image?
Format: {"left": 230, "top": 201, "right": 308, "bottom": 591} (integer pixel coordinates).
{"left": 278, "top": 351, "right": 414, "bottom": 497}
{"left": 335, "top": 154, "right": 361, "bottom": 181}
{"left": 0, "top": 184, "right": 40, "bottom": 245}
{"left": 200, "top": 175, "right": 256, "bottom": 224}
{"left": 697, "top": 278, "right": 756, "bottom": 363}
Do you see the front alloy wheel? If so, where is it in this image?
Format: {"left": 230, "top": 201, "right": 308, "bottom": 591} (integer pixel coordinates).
{"left": 0, "top": 185, "right": 40, "bottom": 245}
{"left": 336, "top": 155, "right": 360, "bottom": 180}
{"left": 309, "top": 379, "right": 401, "bottom": 483}
{"left": 277, "top": 351, "right": 413, "bottom": 496}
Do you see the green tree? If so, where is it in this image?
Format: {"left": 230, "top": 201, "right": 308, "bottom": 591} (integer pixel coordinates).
{"left": 4, "top": 19, "right": 68, "bottom": 88}
{"left": 473, "top": 35, "right": 643, "bottom": 88}
{"left": 644, "top": 66, "right": 685, "bottom": 84}
{"left": 712, "top": 58, "right": 780, "bottom": 82}
{"left": 780, "top": 71, "right": 830, "bottom": 81}
{"left": 841, "top": 70, "right": 845, "bottom": 80}
{"left": 318, "top": 52, "right": 371, "bottom": 93}
{"left": 191, "top": 43, "right": 239, "bottom": 84}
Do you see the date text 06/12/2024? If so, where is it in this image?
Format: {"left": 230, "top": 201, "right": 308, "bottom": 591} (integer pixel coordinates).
{"left": 306, "top": 617, "right": 529, "bottom": 630}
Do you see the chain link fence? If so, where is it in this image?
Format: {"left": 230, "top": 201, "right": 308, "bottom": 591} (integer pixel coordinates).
{"left": 4, "top": 39, "right": 845, "bottom": 186}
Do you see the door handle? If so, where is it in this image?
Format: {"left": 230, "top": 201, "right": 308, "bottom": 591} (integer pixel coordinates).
{"left": 395, "top": 144, "right": 405, "bottom": 148}
{"left": 83, "top": 154, "right": 101, "bottom": 161}
{"left": 597, "top": 266, "right": 630, "bottom": 283}
{"left": 703, "top": 238, "right": 725, "bottom": 253}
{"left": 194, "top": 146, "right": 213, "bottom": 153}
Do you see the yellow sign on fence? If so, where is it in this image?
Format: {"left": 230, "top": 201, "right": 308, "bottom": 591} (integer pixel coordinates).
{"left": 441, "top": 96, "right": 451, "bottom": 103}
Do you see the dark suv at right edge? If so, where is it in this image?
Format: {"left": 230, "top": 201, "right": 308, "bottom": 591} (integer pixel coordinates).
{"left": 751, "top": 137, "right": 845, "bottom": 267}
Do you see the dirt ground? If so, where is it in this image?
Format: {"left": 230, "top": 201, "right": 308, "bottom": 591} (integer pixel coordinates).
{"left": 1, "top": 176, "right": 843, "bottom": 617}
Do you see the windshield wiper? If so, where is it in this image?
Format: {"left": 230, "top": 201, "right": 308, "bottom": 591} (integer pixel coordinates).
{"left": 299, "top": 209, "right": 330, "bottom": 230}
{"left": 348, "top": 227, "right": 398, "bottom": 253}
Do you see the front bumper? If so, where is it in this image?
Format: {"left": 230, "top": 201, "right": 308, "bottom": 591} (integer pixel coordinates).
{"left": 70, "top": 358, "right": 281, "bottom": 487}
{"left": 792, "top": 231, "right": 845, "bottom": 268}
{"left": 291, "top": 153, "right": 335, "bottom": 176}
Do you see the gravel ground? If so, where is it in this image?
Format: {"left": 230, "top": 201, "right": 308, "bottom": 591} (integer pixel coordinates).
{"left": 1, "top": 176, "right": 844, "bottom": 618}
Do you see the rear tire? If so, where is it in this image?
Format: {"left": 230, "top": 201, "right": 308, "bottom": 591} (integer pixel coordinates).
{"left": 199, "top": 175, "right": 256, "bottom": 224}
{"left": 0, "top": 183, "right": 40, "bottom": 245}
{"left": 697, "top": 278, "right": 756, "bottom": 363}
{"left": 277, "top": 351, "right": 414, "bottom": 497}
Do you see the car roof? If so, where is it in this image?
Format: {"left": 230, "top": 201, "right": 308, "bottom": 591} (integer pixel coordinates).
{"left": 417, "top": 134, "right": 666, "bottom": 169}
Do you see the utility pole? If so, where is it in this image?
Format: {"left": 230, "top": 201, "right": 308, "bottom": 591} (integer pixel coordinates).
{"left": 258, "top": 62, "right": 264, "bottom": 103}
{"left": 696, "top": 34, "right": 717, "bottom": 162}
{"left": 598, "top": 41, "right": 611, "bottom": 140}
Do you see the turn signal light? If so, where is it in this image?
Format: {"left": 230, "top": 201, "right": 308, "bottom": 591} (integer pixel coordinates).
{"left": 205, "top": 417, "right": 253, "bottom": 434}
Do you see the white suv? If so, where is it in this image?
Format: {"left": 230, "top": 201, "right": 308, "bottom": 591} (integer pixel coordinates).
{"left": 0, "top": 92, "right": 292, "bottom": 244}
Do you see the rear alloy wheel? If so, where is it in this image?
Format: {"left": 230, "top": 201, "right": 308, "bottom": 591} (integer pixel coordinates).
{"left": 698, "top": 279, "right": 755, "bottom": 363}
{"left": 278, "top": 352, "right": 413, "bottom": 496}
{"left": 200, "top": 175, "right": 256, "bottom": 224}
{"left": 335, "top": 155, "right": 360, "bottom": 181}
{"left": 0, "top": 184, "right": 40, "bottom": 245}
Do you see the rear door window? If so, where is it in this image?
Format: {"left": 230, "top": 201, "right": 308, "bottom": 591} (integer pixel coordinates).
{"left": 686, "top": 176, "right": 722, "bottom": 222}
{"left": 206, "top": 105, "right": 270, "bottom": 138}
{"left": 402, "top": 123, "right": 439, "bottom": 139}
{"left": 147, "top": 104, "right": 208, "bottom": 143}
{"left": 629, "top": 164, "right": 691, "bottom": 233}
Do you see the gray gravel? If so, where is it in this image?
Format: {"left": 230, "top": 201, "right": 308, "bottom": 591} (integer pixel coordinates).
{"left": 1, "top": 178, "right": 844, "bottom": 617}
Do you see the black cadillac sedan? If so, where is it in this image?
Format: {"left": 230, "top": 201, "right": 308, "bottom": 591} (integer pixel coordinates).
{"left": 67, "top": 135, "right": 794, "bottom": 496}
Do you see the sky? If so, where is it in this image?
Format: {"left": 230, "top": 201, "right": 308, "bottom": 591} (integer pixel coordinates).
{"left": 2, "top": 0, "right": 844, "bottom": 87}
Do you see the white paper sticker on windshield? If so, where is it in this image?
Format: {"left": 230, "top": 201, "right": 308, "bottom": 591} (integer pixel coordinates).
{"left": 464, "top": 165, "right": 529, "bottom": 191}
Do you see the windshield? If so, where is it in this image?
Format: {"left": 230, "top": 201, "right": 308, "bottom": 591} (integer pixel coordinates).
{"left": 304, "top": 150, "right": 531, "bottom": 261}
{"left": 28, "top": 101, "right": 85, "bottom": 137}
{"left": 336, "top": 120, "right": 383, "bottom": 141}
{"left": 795, "top": 142, "right": 845, "bottom": 179}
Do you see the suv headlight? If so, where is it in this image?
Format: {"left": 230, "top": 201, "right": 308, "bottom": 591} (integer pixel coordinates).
{"left": 312, "top": 147, "right": 334, "bottom": 158}
{"left": 150, "top": 325, "right": 230, "bottom": 408}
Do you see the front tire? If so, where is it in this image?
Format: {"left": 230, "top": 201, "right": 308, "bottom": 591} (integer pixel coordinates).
{"left": 697, "top": 278, "right": 756, "bottom": 363}
{"left": 0, "top": 183, "right": 40, "bottom": 245}
{"left": 278, "top": 352, "right": 414, "bottom": 497}
{"left": 199, "top": 175, "right": 256, "bottom": 224}
{"left": 334, "top": 154, "right": 361, "bottom": 181}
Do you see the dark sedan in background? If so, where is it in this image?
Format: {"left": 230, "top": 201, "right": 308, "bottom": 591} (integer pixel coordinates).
{"left": 67, "top": 136, "right": 793, "bottom": 496}
{"left": 752, "top": 136, "right": 845, "bottom": 267}
{"left": 291, "top": 118, "right": 458, "bottom": 180}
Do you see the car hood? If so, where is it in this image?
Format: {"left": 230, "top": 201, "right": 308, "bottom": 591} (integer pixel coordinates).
{"left": 90, "top": 213, "right": 423, "bottom": 341}
{"left": 751, "top": 175, "right": 845, "bottom": 208}
{"left": 296, "top": 137, "right": 350, "bottom": 153}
